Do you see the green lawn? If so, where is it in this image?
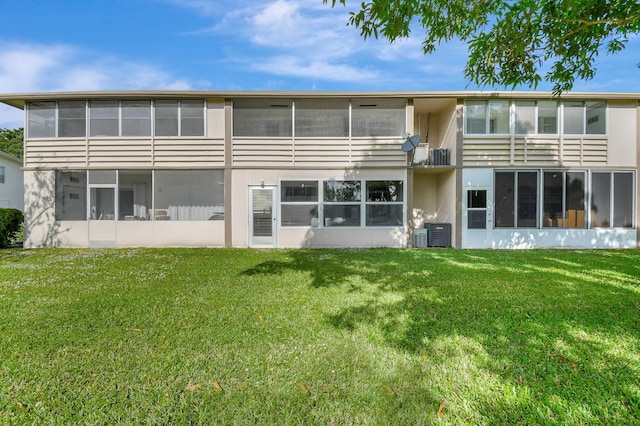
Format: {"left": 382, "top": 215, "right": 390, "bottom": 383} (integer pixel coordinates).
{"left": 1, "top": 248, "right": 639, "bottom": 424}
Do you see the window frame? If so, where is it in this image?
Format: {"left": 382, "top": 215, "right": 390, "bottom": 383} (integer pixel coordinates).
{"left": 590, "top": 170, "right": 635, "bottom": 229}
{"left": 279, "top": 179, "right": 405, "bottom": 228}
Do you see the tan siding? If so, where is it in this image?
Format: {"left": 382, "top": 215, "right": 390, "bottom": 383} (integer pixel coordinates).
{"left": 154, "top": 139, "right": 225, "bottom": 167}
{"left": 88, "top": 139, "right": 152, "bottom": 167}
{"left": 463, "top": 139, "right": 512, "bottom": 165}
{"left": 232, "top": 139, "right": 294, "bottom": 166}
{"left": 232, "top": 137, "right": 406, "bottom": 167}
{"left": 464, "top": 136, "right": 607, "bottom": 166}
{"left": 25, "top": 139, "right": 87, "bottom": 168}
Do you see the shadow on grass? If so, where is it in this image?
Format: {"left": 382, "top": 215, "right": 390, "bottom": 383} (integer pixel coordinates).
{"left": 242, "top": 249, "right": 640, "bottom": 422}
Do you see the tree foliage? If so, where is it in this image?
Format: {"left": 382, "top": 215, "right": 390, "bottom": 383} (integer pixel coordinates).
{"left": 325, "top": 0, "right": 640, "bottom": 93}
{"left": 0, "top": 128, "right": 24, "bottom": 158}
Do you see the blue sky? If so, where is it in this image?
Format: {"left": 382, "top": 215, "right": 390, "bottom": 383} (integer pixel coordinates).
{"left": 2, "top": 0, "right": 640, "bottom": 128}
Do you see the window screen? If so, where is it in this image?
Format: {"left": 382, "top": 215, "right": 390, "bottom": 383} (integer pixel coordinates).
{"left": 234, "top": 99, "right": 292, "bottom": 137}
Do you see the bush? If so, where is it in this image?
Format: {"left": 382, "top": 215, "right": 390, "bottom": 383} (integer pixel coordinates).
{"left": 0, "top": 208, "right": 24, "bottom": 248}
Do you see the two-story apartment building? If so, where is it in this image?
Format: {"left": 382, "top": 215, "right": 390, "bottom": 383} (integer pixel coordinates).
{"left": 0, "top": 91, "right": 637, "bottom": 249}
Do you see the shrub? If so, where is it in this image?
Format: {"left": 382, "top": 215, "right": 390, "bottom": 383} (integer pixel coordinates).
{"left": 0, "top": 208, "right": 24, "bottom": 248}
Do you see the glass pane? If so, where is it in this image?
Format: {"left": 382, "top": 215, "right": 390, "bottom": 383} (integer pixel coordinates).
{"left": 489, "top": 101, "right": 509, "bottom": 134}
{"left": 538, "top": 101, "right": 558, "bottom": 134}
{"left": 323, "top": 180, "right": 361, "bottom": 202}
{"left": 467, "top": 190, "right": 486, "bottom": 208}
{"left": 366, "top": 181, "right": 403, "bottom": 202}
{"left": 465, "top": 101, "right": 486, "bottom": 134}
{"left": 90, "top": 100, "right": 119, "bottom": 137}
{"left": 154, "top": 170, "right": 224, "bottom": 221}
{"left": 281, "top": 181, "right": 318, "bottom": 202}
{"left": 90, "top": 188, "right": 115, "bottom": 220}
{"left": 118, "top": 170, "right": 152, "bottom": 220}
{"left": 515, "top": 101, "right": 535, "bottom": 134}
{"left": 351, "top": 98, "right": 405, "bottom": 137}
{"left": 591, "top": 172, "right": 611, "bottom": 227}
{"left": 155, "top": 100, "right": 179, "bottom": 136}
{"left": 324, "top": 205, "right": 360, "bottom": 226}
{"left": 181, "top": 100, "right": 205, "bottom": 136}
{"left": 563, "top": 101, "right": 584, "bottom": 134}
{"left": 366, "top": 204, "right": 403, "bottom": 226}
{"left": 58, "top": 100, "right": 86, "bottom": 137}
{"left": 517, "top": 172, "right": 538, "bottom": 227}
{"left": 122, "top": 100, "right": 151, "bottom": 137}
{"left": 281, "top": 204, "right": 317, "bottom": 227}
{"left": 234, "top": 99, "right": 292, "bottom": 137}
{"left": 543, "top": 172, "right": 562, "bottom": 228}
{"left": 252, "top": 189, "right": 273, "bottom": 236}
{"left": 55, "top": 171, "right": 87, "bottom": 220}
{"left": 295, "top": 99, "right": 349, "bottom": 137}
{"left": 28, "top": 101, "right": 56, "bottom": 138}
{"left": 586, "top": 101, "right": 606, "bottom": 134}
{"left": 89, "top": 170, "right": 116, "bottom": 184}
{"left": 495, "top": 172, "right": 515, "bottom": 227}
{"left": 468, "top": 210, "right": 486, "bottom": 229}
{"left": 565, "top": 172, "right": 586, "bottom": 228}
{"left": 613, "top": 172, "right": 633, "bottom": 227}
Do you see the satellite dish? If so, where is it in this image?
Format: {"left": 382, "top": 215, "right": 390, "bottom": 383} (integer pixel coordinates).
{"left": 401, "top": 134, "right": 421, "bottom": 152}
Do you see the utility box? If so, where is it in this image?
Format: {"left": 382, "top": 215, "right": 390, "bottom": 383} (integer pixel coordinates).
{"left": 413, "top": 228, "right": 428, "bottom": 248}
{"left": 424, "top": 223, "right": 451, "bottom": 247}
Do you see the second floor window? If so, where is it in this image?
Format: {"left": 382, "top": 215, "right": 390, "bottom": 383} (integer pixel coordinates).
{"left": 28, "top": 99, "right": 205, "bottom": 139}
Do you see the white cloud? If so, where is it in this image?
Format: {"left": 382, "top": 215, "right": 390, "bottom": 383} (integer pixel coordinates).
{"left": 252, "top": 56, "right": 380, "bottom": 81}
{"left": 0, "top": 42, "right": 209, "bottom": 128}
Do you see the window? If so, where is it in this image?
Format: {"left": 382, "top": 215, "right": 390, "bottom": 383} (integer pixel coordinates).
{"left": 280, "top": 181, "right": 318, "bottom": 226}
{"left": 90, "top": 100, "right": 119, "bottom": 137}
{"left": 118, "top": 171, "right": 152, "bottom": 220}
{"left": 467, "top": 190, "right": 487, "bottom": 229}
{"left": 465, "top": 100, "right": 509, "bottom": 134}
{"left": 55, "top": 171, "right": 87, "bottom": 220}
{"left": 295, "top": 99, "right": 349, "bottom": 137}
{"left": 323, "top": 180, "right": 361, "bottom": 226}
{"left": 564, "top": 101, "right": 606, "bottom": 135}
{"left": 154, "top": 170, "right": 224, "bottom": 221}
{"left": 58, "top": 100, "right": 86, "bottom": 137}
{"left": 234, "top": 99, "right": 292, "bottom": 137}
{"left": 155, "top": 100, "right": 179, "bottom": 136}
{"left": 591, "top": 171, "right": 634, "bottom": 228}
{"left": 494, "top": 171, "right": 538, "bottom": 228}
{"left": 180, "top": 100, "right": 205, "bottom": 136}
{"left": 121, "top": 100, "right": 151, "bottom": 137}
{"left": 365, "top": 181, "right": 403, "bottom": 226}
{"left": 351, "top": 99, "right": 405, "bottom": 137}
{"left": 280, "top": 179, "right": 405, "bottom": 228}
{"left": 515, "top": 100, "right": 558, "bottom": 134}
{"left": 543, "top": 171, "right": 586, "bottom": 228}
{"left": 27, "top": 101, "right": 56, "bottom": 138}
{"left": 0, "top": 166, "right": 5, "bottom": 184}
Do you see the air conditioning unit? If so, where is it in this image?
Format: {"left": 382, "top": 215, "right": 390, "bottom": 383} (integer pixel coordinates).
{"left": 413, "top": 228, "right": 429, "bottom": 248}
{"left": 424, "top": 223, "right": 451, "bottom": 247}
{"left": 429, "top": 148, "right": 451, "bottom": 166}
{"left": 412, "top": 145, "right": 428, "bottom": 165}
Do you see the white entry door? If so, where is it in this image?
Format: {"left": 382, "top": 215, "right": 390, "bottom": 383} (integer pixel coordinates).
{"left": 462, "top": 187, "right": 493, "bottom": 248}
{"left": 249, "top": 186, "right": 276, "bottom": 248}
{"left": 88, "top": 185, "right": 117, "bottom": 247}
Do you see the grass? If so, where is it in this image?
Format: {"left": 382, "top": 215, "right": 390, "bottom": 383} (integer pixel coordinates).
{"left": 0, "top": 248, "right": 639, "bottom": 424}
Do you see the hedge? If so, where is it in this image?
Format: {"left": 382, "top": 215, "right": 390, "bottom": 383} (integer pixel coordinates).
{"left": 0, "top": 208, "right": 24, "bottom": 248}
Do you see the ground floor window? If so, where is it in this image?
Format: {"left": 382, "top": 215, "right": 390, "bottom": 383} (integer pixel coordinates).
{"left": 280, "top": 179, "right": 404, "bottom": 227}
{"left": 591, "top": 171, "right": 634, "bottom": 228}
{"left": 54, "top": 170, "right": 224, "bottom": 221}
{"left": 492, "top": 169, "right": 635, "bottom": 229}
{"left": 495, "top": 171, "right": 538, "bottom": 228}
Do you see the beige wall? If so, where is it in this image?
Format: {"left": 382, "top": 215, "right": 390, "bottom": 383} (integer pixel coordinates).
{"left": 411, "top": 169, "right": 457, "bottom": 246}
{"left": 608, "top": 100, "right": 638, "bottom": 167}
